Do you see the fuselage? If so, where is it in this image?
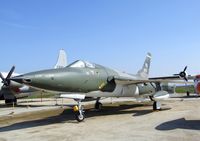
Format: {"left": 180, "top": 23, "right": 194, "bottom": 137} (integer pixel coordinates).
{"left": 12, "top": 60, "right": 157, "bottom": 98}
{"left": 14, "top": 63, "right": 117, "bottom": 93}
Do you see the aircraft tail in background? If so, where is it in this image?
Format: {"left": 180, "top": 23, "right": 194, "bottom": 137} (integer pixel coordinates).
{"left": 137, "top": 52, "right": 152, "bottom": 78}
{"left": 54, "top": 49, "right": 67, "bottom": 69}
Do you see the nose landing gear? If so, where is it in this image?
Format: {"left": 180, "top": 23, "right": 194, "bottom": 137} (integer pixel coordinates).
{"left": 73, "top": 100, "right": 85, "bottom": 122}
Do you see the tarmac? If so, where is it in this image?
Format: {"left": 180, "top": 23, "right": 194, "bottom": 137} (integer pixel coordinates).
{"left": 0, "top": 94, "right": 200, "bottom": 141}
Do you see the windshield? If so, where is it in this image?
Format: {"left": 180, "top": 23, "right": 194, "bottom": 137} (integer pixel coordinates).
{"left": 67, "top": 60, "right": 96, "bottom": 68}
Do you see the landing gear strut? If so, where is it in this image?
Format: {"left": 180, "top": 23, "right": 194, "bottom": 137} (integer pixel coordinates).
{"left": 73, "top": 100, "right": 85, "bottom": 122}
{"left": 95, "top": 97, "right": 102, "bottom": 111}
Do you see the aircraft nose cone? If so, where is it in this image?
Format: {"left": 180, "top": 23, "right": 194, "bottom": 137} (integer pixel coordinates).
{"left": 10, "top": 75, "right": 32, "bottom": 84}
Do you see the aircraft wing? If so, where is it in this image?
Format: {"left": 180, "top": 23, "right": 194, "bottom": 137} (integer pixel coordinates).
{"left": 149, "top": 75, "right": 195, "bottom": 80}
{"left": 114, "top": 76, "right": 192, "bottom": 85}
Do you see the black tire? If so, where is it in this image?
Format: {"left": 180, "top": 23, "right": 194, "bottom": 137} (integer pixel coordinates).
{"left": 153, "top": 101, "right": 161, "bottom": 111}
{"left": 13, "top": 98, "right": 17, "bottom": 105}
{"left": 95, "top": 102, "right": 103, "bottom": 110}
{"left": 75, "top": 112, "right": 85, "bottom": 122}
{"left": 5, "top": 98, "right": 17, "bottom": 105}
{"left": 187, "top": 91, "right": 190, "bottom": 97}
{"left": 153, "top": 102, "right": 157, "bottom": 111}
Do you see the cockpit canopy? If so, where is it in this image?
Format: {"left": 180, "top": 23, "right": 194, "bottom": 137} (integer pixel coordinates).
{"left": 67, "top": 60, "right": 96, "bottom": 69}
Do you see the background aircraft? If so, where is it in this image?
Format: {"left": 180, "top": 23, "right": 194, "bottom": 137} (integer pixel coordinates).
{"left": 194, "top": 75, "right": 200, "bottom": 94}
{"left": 54, "top": 49, "right": 67, "bottom": 69}
{"left": 10, "top": 53, "right": 188, "bottom": 122}
{"left": 0, "top": 49, "right": 67, "bottom": 105}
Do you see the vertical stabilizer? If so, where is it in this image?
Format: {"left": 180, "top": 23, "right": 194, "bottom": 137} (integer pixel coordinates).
{"left": 137, "top": 53, "right": 152, "bottom": 78}
{"left": 54, "top": 49, "right": 67, "bottom": 69}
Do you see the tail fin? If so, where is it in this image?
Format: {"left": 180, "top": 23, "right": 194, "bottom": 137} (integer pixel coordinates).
{"left": 54, "top": 49, "right": 67, "bottom": 69}
{"left": 137, "top": 52, "right": 152, "bottom": 78}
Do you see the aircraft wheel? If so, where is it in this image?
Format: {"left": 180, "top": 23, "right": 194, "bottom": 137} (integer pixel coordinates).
{"left": 75, "top": 112, "right": 85, "bottom": 122}
{"left": 153, "top": 102, "right": 157, "bottom": 110}
{"left": 187, "top": 91, "right": 190, "bottom": 97}
{"left": 95, "top": 102, "right": 103, "bottom": 110}
{"left": 153, "top": 101, "right": 161, "bottom": 111}
{"left": 5, "top": 98, "right": 17, "bottom": 105}
{"left": 73, "top": 104, "right": 85, "bottom": 122}
{"left": 5, "top": 99, "right": 10, "bottom": 105}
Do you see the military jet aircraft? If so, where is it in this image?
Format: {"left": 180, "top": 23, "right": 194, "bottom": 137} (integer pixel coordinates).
{"left": 0, "top": 49, "right": 67, "bottom": 105}
{"left": 10, "top": 53, "right": 188, "bottom": 122}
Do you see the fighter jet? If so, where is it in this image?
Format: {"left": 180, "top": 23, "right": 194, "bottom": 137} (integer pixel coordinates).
{"left": 10, "top": 53, "right": 188, "bottom": 122}
{"left": 0, "top": 49, "right": 67, "bottom": 105}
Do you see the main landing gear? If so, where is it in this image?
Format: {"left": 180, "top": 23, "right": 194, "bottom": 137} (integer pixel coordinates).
{"left": 72, "top": 98, "right": 103, "bottom": 122}
{"left": 95, "top": 97, "right": 103, "bottom": 111}
{"left": 186, "top": 91, "right": 190, "bottom": 97}
{"left": 149, "top": 96, "right": 161, "bottom": 111}
{"left": 73, "top": 100, "right": 85, "bottom": 122}
{"left": 153, "top": 101, "right": 161, "bottom": 111}
{"left": 5, "top": 98, "right": 17, "bottom": 105}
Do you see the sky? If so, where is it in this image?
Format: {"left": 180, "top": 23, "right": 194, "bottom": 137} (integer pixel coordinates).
{"left": 0, "top": 0, "right": 200, "bottom": 77}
